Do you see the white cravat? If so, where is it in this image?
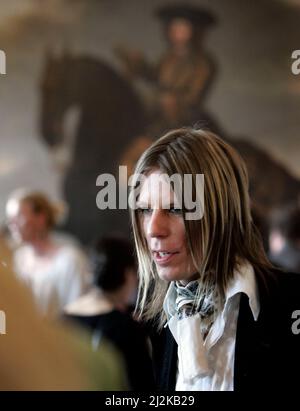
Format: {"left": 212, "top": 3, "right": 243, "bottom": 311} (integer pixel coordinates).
{"left": 163, "top": 261, "right": 260, "bottom": 391}
{"left": 168, "top": 314, "right": 211, "bottom": 383}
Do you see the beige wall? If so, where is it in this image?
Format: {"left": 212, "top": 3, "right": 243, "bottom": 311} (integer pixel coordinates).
{"left": 0, "top": 0, "right": 299, "bottom": 222}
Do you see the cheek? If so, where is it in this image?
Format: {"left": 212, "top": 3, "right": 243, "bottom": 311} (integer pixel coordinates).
{"left": 138, "top": 218, "right": 150, "bottom": 248}
{"left": 176, "top": 220, "right": 187, "bottom": 244}
{"left": 179, "top": 243, "right": 196, "bottom": 271}
{"left": 141, "top": 217, "right": 151, "bottom": 243}
{"left": 179, "top": 249, "right": 192, "bottom": 270}
{"left": 141, "top": 218, "right": 147, "bottom": 236}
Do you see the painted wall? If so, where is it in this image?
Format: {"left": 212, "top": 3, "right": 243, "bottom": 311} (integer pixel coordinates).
{"left": 0, "top": 0, "right": 299, "bottom": 227}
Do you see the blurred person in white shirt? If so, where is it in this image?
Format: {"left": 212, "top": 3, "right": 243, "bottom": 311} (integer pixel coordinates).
{"left": 6, "top": 189, "right": 92, "bottom": 319}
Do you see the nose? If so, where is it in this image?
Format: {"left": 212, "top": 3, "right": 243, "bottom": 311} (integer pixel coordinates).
{"left": 146, "top": 209, "right": 169, "bottom": 239}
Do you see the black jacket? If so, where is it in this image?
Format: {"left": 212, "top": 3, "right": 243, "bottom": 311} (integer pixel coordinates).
{"left": 150, "top": 269, "right": 300, "bottom": 391}
{"left": 65, "top": 310, "right": 155, "bottom": 391}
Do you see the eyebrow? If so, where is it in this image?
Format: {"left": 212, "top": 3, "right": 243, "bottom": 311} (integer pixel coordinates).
{"left": 135, "top": 202, "right": 178, "bottom": 209}
{"left": 135, "top": 202, "right": 150, "bottom": 208}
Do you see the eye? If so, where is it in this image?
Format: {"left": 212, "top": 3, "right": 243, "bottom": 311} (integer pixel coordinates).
{"left": 169, "top": 207, "right": 182, "bottom": 215}
{"left": 137, "top": 207, "right": 152, "bottom": 215}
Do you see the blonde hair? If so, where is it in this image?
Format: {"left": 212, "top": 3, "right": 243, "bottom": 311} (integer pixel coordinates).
{"left": 130, "top": 128, "right": 272, "bottom": 328}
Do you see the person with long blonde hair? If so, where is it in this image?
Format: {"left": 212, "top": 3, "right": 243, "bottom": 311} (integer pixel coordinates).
{"left": 130, "top": 127, "right": 300, "bottom": 391}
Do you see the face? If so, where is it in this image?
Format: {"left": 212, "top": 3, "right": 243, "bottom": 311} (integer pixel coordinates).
{"left": 6, "top": 200, "right": 46, "bottom": 244}
{"left": 168, "top": 18, "right": 193, "bottom": 47}
{"left": 137, "top": 169, "right": 197, "bottom": 283}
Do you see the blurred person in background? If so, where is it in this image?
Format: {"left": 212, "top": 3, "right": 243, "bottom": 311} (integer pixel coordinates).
{"left": 269, "top": 202, "right": 300, "bottom": 272}
{"left": 0, "top": 225, "right": 14, "bottom": 270}
{"left": 64, "top": 236, "right": 154, "bottom": 391}
{"left": 0, "top": 260, "right": 126, "bottom": 390}
{"left": 5, "top": 189, "right": 91, "bottom": 319}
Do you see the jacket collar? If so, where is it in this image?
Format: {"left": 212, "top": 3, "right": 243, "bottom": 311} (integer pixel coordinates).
{"left": 157, "top": 268, "right": 279, "bottom": 391}
{"left": 233, "top": 269, "right": 278, "bottom": 390}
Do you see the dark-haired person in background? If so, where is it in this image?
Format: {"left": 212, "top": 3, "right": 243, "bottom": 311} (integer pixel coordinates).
{"left": 0, "top": 243, "right": 126, "bottom": 390}
{"left": 64, "top": 236, "right": 154, "bottom": 391}
{"left": 269, "top": 202, "right": 300, "bottom": 272}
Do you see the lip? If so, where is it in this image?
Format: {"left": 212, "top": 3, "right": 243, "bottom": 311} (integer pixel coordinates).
{"left": 152, "top": 250, "right": 179, "bottom": 265}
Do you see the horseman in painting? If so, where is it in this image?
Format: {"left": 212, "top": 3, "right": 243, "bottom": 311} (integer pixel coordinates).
{"left": 40, "top": 49, "right": 147, "bottom": 244}
{"left": 39, "top": 48, "right": 300, "bottom": 248}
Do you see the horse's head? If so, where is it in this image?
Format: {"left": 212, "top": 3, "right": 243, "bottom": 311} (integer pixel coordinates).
{"left": 40, "top": 49, "right": 76, "bottom": 147}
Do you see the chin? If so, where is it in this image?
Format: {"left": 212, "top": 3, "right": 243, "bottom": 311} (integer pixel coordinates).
{"left": 157, "top": 265, "right": 197, "bottom": 284}
{"left": 157, "top": 268, "right": 184, "bottom": 283}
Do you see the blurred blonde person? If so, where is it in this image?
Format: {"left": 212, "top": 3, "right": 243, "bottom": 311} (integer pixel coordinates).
{"left": 0, "top": 226, "right": 13, "bottom": 270}
{"left": 6, "top": 190, "right": 91, "bottom": 319}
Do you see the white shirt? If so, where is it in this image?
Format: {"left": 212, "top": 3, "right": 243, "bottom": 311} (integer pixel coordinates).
{"left": 14, "top": 240, "right": 92, "bottom": 319}
{"left": 163, "top": 262, "right": 260, "bottom": 391}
